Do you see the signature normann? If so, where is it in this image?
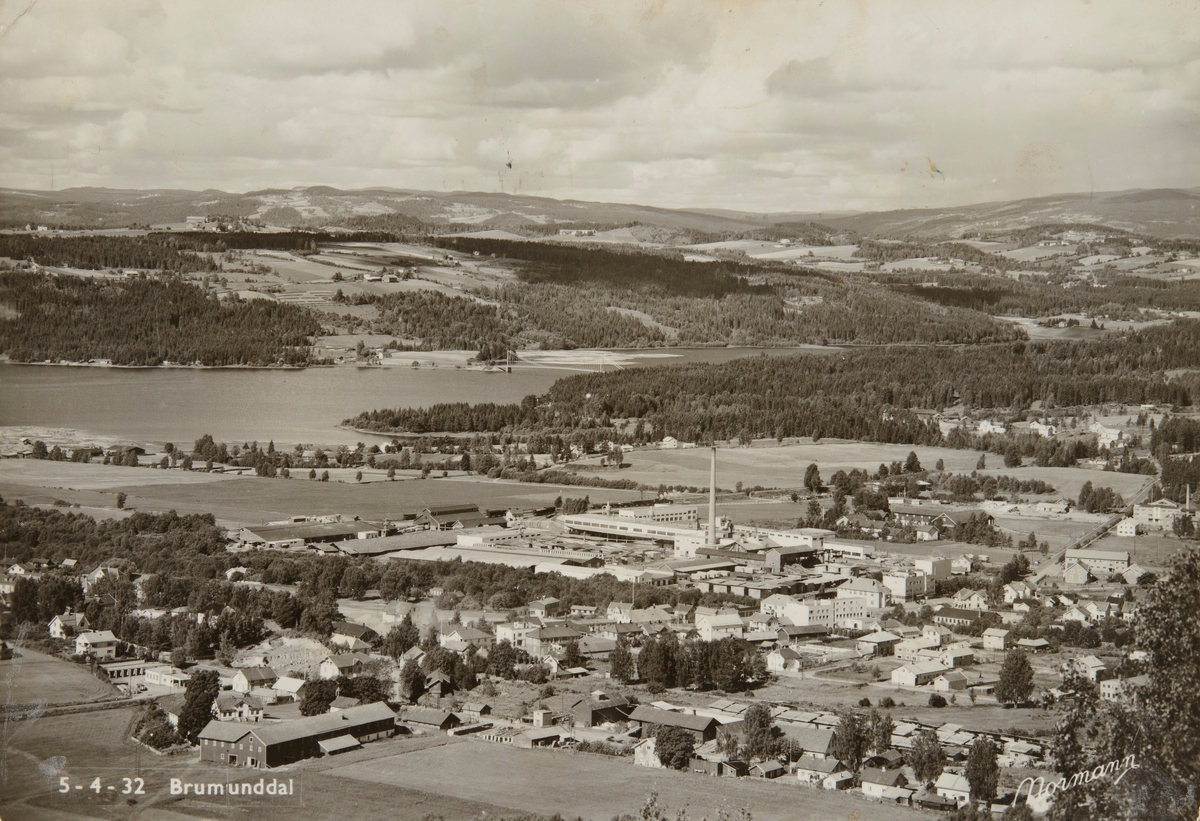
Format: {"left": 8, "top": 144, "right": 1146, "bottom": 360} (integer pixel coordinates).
{"left": 1017, "top": 754, "right": 1140, "bottom": 812}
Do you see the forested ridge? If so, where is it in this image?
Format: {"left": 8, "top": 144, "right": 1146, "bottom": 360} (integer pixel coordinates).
{"left": 346, "top": 319, "right": 1200, "bottom": 443}
{"left": 0, "top": 272, "right": 323, "bottom": 366}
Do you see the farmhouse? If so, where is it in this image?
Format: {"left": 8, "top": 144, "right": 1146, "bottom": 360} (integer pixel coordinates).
{"left": 935, "top": 772, "right": 972, "bottom": 806}
{"left": 319, "top": 653, "right": 370, "bottom": 680}
{"left": 1062, "top": 562, "right": 1094, "bottom": 586}
{"left": 214, "top": 693, "right": 264, "bottom": 722}
{"left": 439, "top": 626, "right": 495, "bottom": 651}
{"left": 198, "top": 702, "right": 396, "bottom": 768}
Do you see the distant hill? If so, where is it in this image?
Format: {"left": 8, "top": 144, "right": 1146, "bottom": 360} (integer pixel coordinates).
{"left": 809, "top": 188, "right": 1200, "bottom": 239}
{"left": 3, "top": 185, "right": 1199, "bottom": 239}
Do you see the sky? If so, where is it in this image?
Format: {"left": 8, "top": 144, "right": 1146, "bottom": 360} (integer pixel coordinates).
{"left": 1, "top": 0, "right": 1198, "bottom": 214}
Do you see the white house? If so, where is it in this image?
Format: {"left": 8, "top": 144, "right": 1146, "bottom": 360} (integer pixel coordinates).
{"left": 1132, "top": 499, "right": 1180, "bottom": 528}
{"left": 935, "top": 772, "right": 971, "bottom": 807}
{"left": 1003, "top": 581, "right": 1035, "bottom": 604}
{"left": 75, "top": 630, "right": 118, "bottom": 659}
{"left": 982, "top": 628, "right": 1010, "bottom": 651}
{"left": 1116, "top": 518, "right": 1141, "bottom": 537}
{"left": 766, "top": 647, "right": 804, "bottom": 674}
{"left": 145, "top": 666, "right": 190, "bottom": 691}
{"left": 696, "top": 613, "right": 744, "bottom": 641}
{"left": 891, "top": 660, "right": 951, "bottom": 687}
{"left": 231, "top": 667, "right": 277, "bottom": 693}
{"left": 49, "top": 611, "right": 89, "bottom": 639}
{"left": 932, "top": 670, "right": 970, "bottom": 691}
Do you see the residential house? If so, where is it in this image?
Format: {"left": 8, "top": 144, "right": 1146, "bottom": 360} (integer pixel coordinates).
{"left": 696, "top": 613, "right": 744, "bottom": 641}
{"left": 751, "top": 760, "right": 786, "bottom": 779}
{"left": 952, "top": 588, "right": 989, "bottom": 611}
{"left": 1003, "top": 582, "right": 1035, "bottom": 604}
{"left": 767, "top": 647, "right": 804, "bottom": 673}
{"left": 935, "top": 772, "right": 972, "bottom": 807}
{"left": 319, "top": 653, "right": 370, "bottom": 680}
{"left": 606, "top": 602, "right": 633, "bottom": 622}
{"left": 525, "top": 626, "right": 583, "bottom": 657}
{"left": 214, "top": 693, "right": 263, "bottom": 722}
{"left": 1063, "top": 562, "right": 1093, "bottom": 585}
{"left": 794, "top": 755, "right": 847, "bottom": 786}
{"left": 1100, "top": 674, "right": 1150, "bottom": 702}
{"left": 528, "top": 597, "right": 564, "bottom": 618}
{"left": 439, "top": 626, "right": 496, "bottom": 652}
{"left": 1116, "top": 518, "right": 1141, "bottom": 538}
{"left": 861, "top": 768, "right": 912, "bottom": 802}
{"left": 982, "top": 628, "right": 1010, "bottom": 651}
{"left": 1119, "top": 567, "right": 1149, "bottom": 589}
{"left": 1071, "top": 655, "right": 1109, "bottom": 682}
{"left": 915, "top": 524, "right": 940, "bottom": 542}
{"left": 49, "top": 610, "right": 90, "bottom": 639}
{"left": 231, "top": 667, "right": 277, "bottom": 694}
{"left": 330, "top": 621, "right": 378, "bottom": 650}
{"left": 75, "top": 630, "right": 118, "bottom": 659}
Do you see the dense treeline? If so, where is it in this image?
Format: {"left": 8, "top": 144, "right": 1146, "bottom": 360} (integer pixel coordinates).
{"left": 0, "top": 234, "right": 220, "bottom": 273}
{"left": 434, "top": 236, "right": 771, "bottom": 298}
{"left": 158, "top": 230, "right": 396, "bottom": 251}
{"left": 888, "top": 271, "right": 1200, "bottom": 320}
{"left": 0, "top": 272, "right": 323, "bottom": 365}
{"left": 346, "top": 319, "right": 1199, "bottom": 442}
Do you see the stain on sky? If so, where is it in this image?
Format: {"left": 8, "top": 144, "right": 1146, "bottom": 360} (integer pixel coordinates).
{"left": 926, "top": 157, "right": 944, "bottom": 181}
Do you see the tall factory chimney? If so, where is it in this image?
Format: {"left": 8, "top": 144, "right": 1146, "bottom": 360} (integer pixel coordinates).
{"left": 709, "top": 447, "right": 718, "bottom": 546}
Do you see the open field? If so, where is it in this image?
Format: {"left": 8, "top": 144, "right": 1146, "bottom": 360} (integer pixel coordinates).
{"left": 1083, "top": 534, "right": 1192, "bottom": 570}
{"left": 328, "top": 739, "right": 919, "bottom": 821}
{"left": 59, "top": 472, "right": 643, "bottom": 528}
{"left": 0, "top": 459, "right": 238, "bottom": 492}
{"left": 1, "top": 647, "right": 122, "bottom": 706}
{"left": 977, "top": 466, "right": 1151, "bottom": 502}
{"left": 569, "top": 441, "right": 985, "bottom": 490}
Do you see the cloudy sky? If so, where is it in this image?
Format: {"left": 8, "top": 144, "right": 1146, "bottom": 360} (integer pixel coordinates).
{"left": 1, "top": 0, "right": 1197, "bottom": 213}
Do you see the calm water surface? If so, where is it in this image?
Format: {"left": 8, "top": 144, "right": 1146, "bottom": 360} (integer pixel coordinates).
{"left": 0, "top": 347, "right": 825, "bottom": 446}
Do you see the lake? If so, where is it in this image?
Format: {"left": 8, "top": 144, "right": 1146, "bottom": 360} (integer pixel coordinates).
{"left": 0, "top": 346, "right": 827, "bottom": 447}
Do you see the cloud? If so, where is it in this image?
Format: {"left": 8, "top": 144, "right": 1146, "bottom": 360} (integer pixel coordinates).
{"left": 0, "top": 0, "right": 1196, "bottom": 212}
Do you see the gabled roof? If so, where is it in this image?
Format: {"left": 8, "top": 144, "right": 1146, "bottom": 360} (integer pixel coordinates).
{"left": 444, "top": 626, "right": 491, "bottom": 641}
{"left": 197, "top": 720, "right": 254, "bottom": 743}
{"left": 216, "top": 692, "right": 263, "bottom": 711}
{"left": 861, "top": 767, "right": 906, "bottom": 786}
{"left": 779, "top": 725, "right": 835, "bottom": 754}
{"left": 332, "top": 621, "right": 377, "bottom": 640}
{"left": 252, "top": 702, "right": 396, "bottom": 746}
{"left": 235, "top": 666, "right": 276, "bottom": 682}
{"left": 793, "top": 754, "right": 843, "bottom": 774}
{"left": 982, "top": 628, "right": 1010, "bottom": 637}
{"left": 858, "top": 631, "right": 902, "bottom": 644}
{"left": 326, "top": 652, "right": 370, "bottom": 670}
{"left": 628, "top": 705, "right": 719, "bottom": 733}
{"left": 404, "top": 707, "right": 457, "bottom": 726}
{"left": 935, "top": 772, "right": 971, "bottom": 794}
{"left": 77, "top": 630, "right": 117, "bottom": 643}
